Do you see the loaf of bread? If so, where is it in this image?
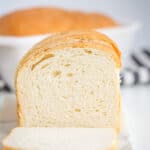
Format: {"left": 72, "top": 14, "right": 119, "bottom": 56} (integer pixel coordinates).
{"left": 15, "top": 30, "right": 121, "bottom": 129}
{"left": 3, "top": 128, "right": 117, "bottom": 150}
{"left": 0, "top": 7, "right": 117, "bottom": 36}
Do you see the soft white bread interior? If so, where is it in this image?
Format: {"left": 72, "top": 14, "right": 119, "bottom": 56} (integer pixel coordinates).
{"left": 3, "top": 128, "right": 117, "bottom": 150}
{"left": 16, "top": 31, "right": 121, "bottom": 128}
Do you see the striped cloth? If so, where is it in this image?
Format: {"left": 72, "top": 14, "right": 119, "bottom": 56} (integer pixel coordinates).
{"left": 121, "top": 48, "right": 150, "bottom": 86}
{"left": 0, "top": 75, "right": 11, "bottom": 92}
{"left": 0, "top": 48, "right": 150, "bottom": 92}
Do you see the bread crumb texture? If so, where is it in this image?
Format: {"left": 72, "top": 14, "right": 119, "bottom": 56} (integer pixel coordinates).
{"left": 17, "top": 47, "right": 120, "bottom": 128}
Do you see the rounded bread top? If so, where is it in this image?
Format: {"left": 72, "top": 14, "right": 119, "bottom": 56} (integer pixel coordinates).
{"left": 18, "top": 30, "right": 121, "bottom": 70}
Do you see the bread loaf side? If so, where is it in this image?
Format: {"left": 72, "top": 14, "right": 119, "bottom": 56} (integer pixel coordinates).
{"left": 15, "top": 31, "right": 121, "bottom": 129}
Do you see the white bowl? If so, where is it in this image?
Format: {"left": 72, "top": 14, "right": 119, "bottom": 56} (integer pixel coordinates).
{"left": 98, "top": 22, "right": 141, "bottom": 58}
{"left": 0, "top": 22, "right": 140, "bottom": 89}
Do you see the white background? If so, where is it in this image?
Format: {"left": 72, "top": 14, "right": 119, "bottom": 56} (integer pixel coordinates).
{"left": 0, "top": 1, "right": 150, "bottom": 150}
{"left": 0, "top": 0, "right": 150, "bottom": 47}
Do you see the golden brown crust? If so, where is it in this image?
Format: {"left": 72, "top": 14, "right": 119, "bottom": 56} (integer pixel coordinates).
{"left": 15, "top": 30, "right": 121, "bottom": 126}
{"left": 0, "top": 7, "right": 117, "bottom": 36}
{"left": 3, "top": 142, "right": 117, "bottom": 150}
{"left": 3, "top": 135, "right": 117, "bottom": 150}
{"left": 3, "top": 147, "right": 20, "bottom": 150}
{"left": 19, "top": 30, "right": 121, "bottom": 68}
{"left": 3, "top": 146, "right": 117, "bottom": 150}
{"left": 3, "top": 143, "right": 117, "bottom": 150}
{"left": 2, "top": 129, "right": 20, "bottom": 150}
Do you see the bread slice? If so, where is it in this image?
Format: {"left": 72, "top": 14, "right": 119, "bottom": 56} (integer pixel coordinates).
{"left": 3, "top": 128, "right": 117, "bottom": 150}
{"left": 16, "top": 31, "right": 121, "bottom": 128}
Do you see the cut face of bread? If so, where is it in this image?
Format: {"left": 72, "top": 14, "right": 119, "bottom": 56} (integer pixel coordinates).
{"left": 3, "top": 128, "right": 117, "bottom": 150}
{"left": 16, "top": 31, "right": 121, "bottom": 128}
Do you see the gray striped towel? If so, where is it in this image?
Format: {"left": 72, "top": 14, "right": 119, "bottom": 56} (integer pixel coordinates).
{"left": 0, "top": 75, "right": 11, "bottom": 92}
{"left": 121, "top": 48, "right": 150, "bottom": 86}
{"left": 0, "top": 48, "right": 150, "bottom": 92}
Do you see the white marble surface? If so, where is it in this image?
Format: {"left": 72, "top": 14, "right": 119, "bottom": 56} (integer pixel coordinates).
{"left": 0, "top": 86, "right": 150, "bottom": 150}
{"left": 121, "top": 86, "right": 150, "bottom": 150}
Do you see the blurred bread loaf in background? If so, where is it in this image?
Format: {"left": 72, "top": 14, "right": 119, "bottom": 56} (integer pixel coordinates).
{"left": 0, "top": 7, "right": 118, "bottom": 36}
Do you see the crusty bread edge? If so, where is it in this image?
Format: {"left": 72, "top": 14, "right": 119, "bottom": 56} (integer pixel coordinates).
{"left": 3, "top": 144, "right": 117, "bottom": 150}
{"left": 15, "top": 30, "right": 122, "bottom": 127}
{"left": 2, "top": 128, "right": 19, "bottom": 150}
{"left": 18, "top": 30, "right": 121, "bottom": 68}
{"left": 3, "top": 148, "right": 14, "bottom": 150}
{"left": 3, "top": 146, "right": 117, "bottom": 150}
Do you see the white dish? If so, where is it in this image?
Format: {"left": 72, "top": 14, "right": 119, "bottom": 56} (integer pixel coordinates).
{"left": 98, "top": 22, "right": 141, "bottom": 58}
{"left": 0, "top": 22, "right": 140, "bottom": 89}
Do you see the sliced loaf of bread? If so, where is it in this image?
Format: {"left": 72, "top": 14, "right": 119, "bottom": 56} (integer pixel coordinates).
{"left": 16, "top": 31, "right": 121, "bottom": 128}
{"left": 3, "top": 128, "right": 117, "bottom": 150}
